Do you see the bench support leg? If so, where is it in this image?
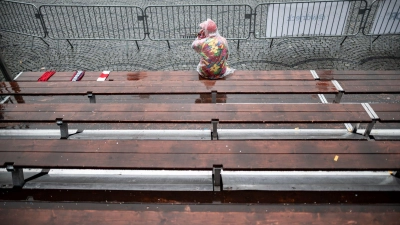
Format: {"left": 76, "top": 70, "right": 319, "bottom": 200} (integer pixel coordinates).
{"left": 56, "top": 119, "right": 69, "bottom": 139}
{"left": 87, "top": 92, "right": 96, "bottom": 103}
{"left": 345, "top": 123, "right": 360, "bottom": 133}
{"left": 213, "top": 165, "right": 223, "bottom": 192}
{"left": 353, "top": 123, "right": 360, "bottom": 133}
{"left": 6, "top": 165, "right": 25, "bottom": 187}
{"left": 392, "top": 171, "right": 400, "bottom": 178}
{"left": 211, "top": 90, "right": 217, "bottom": 104}
{"left": 331, "top": 81, "right": 344, "bottom": 103}
{"left": 317, "top": 94, "right": 328, "bottom": 104}
{"left": 344, "top": 123, "right": 353, "bottom": 132}
{"left": 0, "top": 96, "right": 11, "bottom": 104}
{"left": 363, "top": 120, "right": 376, "bottom": 137}
{"left": 333, "top": 91, "right": 344, "bottom": 103}
{"left": 212, "top": 119, "right": 219, "bottom": 140}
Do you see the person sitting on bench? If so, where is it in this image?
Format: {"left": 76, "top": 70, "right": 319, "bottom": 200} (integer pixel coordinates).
{"left": 192, "top": 19, "right": 235, "bottom": 79}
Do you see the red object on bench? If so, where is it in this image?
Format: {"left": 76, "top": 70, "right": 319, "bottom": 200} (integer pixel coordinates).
{"left": 97, "top": 71, "right": 110, "bottom": 81}
{"left": 37, "top": 71, "right": 56, "bottom": 82}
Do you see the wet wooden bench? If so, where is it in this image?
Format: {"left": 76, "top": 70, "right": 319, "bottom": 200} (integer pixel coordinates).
{"left": 5, "top": 70, "right": 342, "bottom": 103}
{"left": 1, "top": 139, "right": 400, "bottom": 187}
{"left": 13, "top": 70, "right": 318, "bottom": 82}
{"left": 1, "top": 71, "right": 399, "bottom": 215}
{"left": 314, "top": 70, "right": 400, "bottom": 95}
{"left": 372, "top": 104, "right": 400, "bottom": 123}
{"left": 1, "top": 201, "right": 399, "bottom": 224}
{"left": 338, "top": 103, "right": 400, "bottom": 137}
{"left": 1, "top": 78, "right": 343, "bottom": 104}
{"left": 6, "top": 70, "right": 400, "bottom": 104}
{"left": 316, "top": 70, "right": 400, "bottom": 81}
{"left": 0, "top": 103, "right": 375, "bottom": 139}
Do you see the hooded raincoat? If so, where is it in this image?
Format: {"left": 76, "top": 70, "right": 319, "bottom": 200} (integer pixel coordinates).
{"left": 192, "top": 19, "right": 235, "bottom": 79}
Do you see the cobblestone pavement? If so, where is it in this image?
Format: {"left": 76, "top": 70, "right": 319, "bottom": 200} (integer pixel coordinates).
{"left": 1, "top": 0, "right": 400, "bottom": 80}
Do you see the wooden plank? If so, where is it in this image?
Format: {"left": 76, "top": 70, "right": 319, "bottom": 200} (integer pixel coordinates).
{"left": 1, "top": 148, "right": 399, "bottom": 170}
{"left": 0, "top": 111, "right": 371, "bottom": 123}
{"left": 15, "top": 70, "right": 317, "bottom": 81}
{"left": 1, "top": 202, "right": 399, "bottom": 225}
{"left": 0, "top": 94, "right": 317, "bottom": 104}
{"left": 341, "top": 86, "right": 400, "bottom": 94}
{"left": 316, "top": 70, "right": 400, "bottom": 75}
{"left": 1, "top": 140, "right": 399, "bottom": 170}
{"left": 323, "top": 75, "right": 400, "bottom": 80}
{"left": 316, "top": 70, "right": 400, "bottom": 80}
{"left": 0, "top": 81, "right": 338, "bottom": 95}
{"left": 338, "top": 80, "right": 400, "bottom": 86}
{"left": 370, "top": 104, "right": 400, "bottom": 112}
{"left": 2, "top": 80, "right": 330, "bottom": 87}
{"left": 2, "top": 140, "right": 399, "bottom": 154}
{"left": 16, "top": 70, "right": 400, "bottom": 82}
{"left": 375, "top": 113, "right": 400, "bottom": 122}
{"left": 2, "top": 86, "right": 337, "bottom": 95}
{"left": 0, "top": 103, "right": 367, "bottom": 112}
{"left": 338, "top": 80, "right": 400, "bottom": 93}
{"left": 0, "top": 103, "right": 371, "bottom": 123}
{"left": 119, "top": 70, "right": 316, "bottom": 81}
{"left": 370, "top": 104, "right": 400, "bottom": 122}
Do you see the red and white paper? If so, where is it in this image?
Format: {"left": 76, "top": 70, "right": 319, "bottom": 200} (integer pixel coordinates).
{"left": 97, "top": 71, "right": 110, "bottom": 81}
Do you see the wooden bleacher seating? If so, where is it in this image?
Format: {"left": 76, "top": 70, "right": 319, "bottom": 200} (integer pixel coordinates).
{"left": 13, "top": 70, "right": 318, "bottom": 81}
{"left": 1, "top": 201, "right": 399, "bottom": 224}
{"left": 1, "top": 70, "right": 399, "bottom": 224}
{"left": 0, "top": 102, "right": 376, "bottom": 139}
{"left": 2, "top": 70, "right": 343, "bottom": 104}
{"left": 2, "top": 139, "right": 399, "bottom": 170}
{"left": 4, "top": 70, "right": 400, "bottom": 105}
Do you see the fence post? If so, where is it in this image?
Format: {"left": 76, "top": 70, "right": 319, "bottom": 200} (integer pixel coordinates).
{"left": 0, "top": 52, "right": 13, "bottom": 81}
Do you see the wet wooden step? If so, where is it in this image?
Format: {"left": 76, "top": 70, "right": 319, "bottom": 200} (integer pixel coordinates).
{"left": 316, "top": 70, "right": 400, "bottom": 80}
{"left": 0, "top": 202, "right": 399, "bottom": 225}
{"left": 15, "top": 70, "right": 317, "bottom": 81}
{"left": 0, "top": 80, "right": 338, "bottom": 95}
{"left": 1, "top": 140, "right": 399, "bottom": 170}
{"left": 0, "top": 103, "right": 371, "bottom": 123}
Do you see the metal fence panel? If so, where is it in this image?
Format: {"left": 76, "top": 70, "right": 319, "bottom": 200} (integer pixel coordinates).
{"left": 0, "top": 0, "right": 45, "bottom": 38}
{"left": 39, "top": 5, "right": 146, "bottom": 40}
{"left": 254, "top": 0, "right": 367, "bottom": 39}
{"left": 144, "top": 5, "right": 252, "bottom": 40}
{"left": 363, "top": 0, "right": 400, "bottom": 36}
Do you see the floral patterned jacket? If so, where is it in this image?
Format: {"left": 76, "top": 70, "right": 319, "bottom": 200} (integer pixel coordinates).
{"left": 192, "top": 35, "right": 230, "bottom": 79}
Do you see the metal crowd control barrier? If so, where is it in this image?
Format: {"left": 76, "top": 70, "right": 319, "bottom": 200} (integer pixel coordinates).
{"left": 1, "top": 0, "right": 399, "bottom": 53}
{"left": 0, "top": 0, "right": 48, "bottom": 48}
{"left": 144, "top": 5, "right": 253, "bottom": 49}
{"left": 254, "top": 0, "right": 368, "bottom": 47}
{"left": 362, "top": 0, "right": 400, "bottom": 49}
{"left": 39, "top": 4, "right": 146, "bottom": 53}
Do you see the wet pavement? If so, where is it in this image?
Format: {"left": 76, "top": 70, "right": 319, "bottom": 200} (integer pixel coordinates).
{"left": 0, "top": 0, "right": 399, "bottom": 80}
